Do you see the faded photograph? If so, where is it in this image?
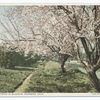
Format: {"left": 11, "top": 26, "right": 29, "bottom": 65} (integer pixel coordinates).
{"left": 0, "top": 6, "right": 100, "bottom": 94}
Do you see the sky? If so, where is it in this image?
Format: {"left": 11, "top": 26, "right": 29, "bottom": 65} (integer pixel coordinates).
{"left": 0, "top": 6, "right": 16, "bottom": 43}
{"left": 0, "top": 6, "right": 13, "bottom": 17}
{"left": 0, "top": 7, "right": 8, "bottom": 43}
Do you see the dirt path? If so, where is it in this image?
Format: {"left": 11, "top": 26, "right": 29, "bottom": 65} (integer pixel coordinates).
{"left": 14, "top": 72, "right": 33, "bottom": 93}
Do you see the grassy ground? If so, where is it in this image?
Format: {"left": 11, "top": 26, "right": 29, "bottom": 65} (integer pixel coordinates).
{"left": 0, "top": 67, "right": 32, "bottom": 93}
{"left": 23, "top": 61, "right": 96, "bottom": 93}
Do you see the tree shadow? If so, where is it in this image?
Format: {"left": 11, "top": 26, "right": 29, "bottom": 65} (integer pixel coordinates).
{"left": 9, "top": 67, "right": 34, "bottom": 71}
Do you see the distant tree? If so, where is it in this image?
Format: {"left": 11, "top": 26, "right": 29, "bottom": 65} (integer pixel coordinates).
{"left": 24, "top": 52, "right": 41, "bottom": 66}
{"left": 0, "top": 45, "right": 24, "bottom": 68}
{"left": 0, "top": 44, "right": 7, "bottom": 68}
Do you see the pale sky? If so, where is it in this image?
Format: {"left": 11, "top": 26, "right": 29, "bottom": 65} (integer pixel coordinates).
{"left": 0, "top": 6, "right": 16, "bottom": 42}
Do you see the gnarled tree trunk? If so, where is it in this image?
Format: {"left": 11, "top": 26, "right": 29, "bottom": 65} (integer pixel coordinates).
{"left": 59, "top": 54, "right": 70, "bottom": 73}
{"left": 61, "top": 60, "right": 66, "bottom": 73}
{"left": 80, "top": 37, "right": 100, "bottom": 92}
{"left": 86, "top": 68, "right": 100, "bottom": 92}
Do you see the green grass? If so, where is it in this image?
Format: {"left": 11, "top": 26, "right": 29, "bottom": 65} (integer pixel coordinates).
{"left": 0, "top": 61, "right": 96, "bottom": 93}
{"left": 23, "top": 61, "right": 96, "bottom": 93}
{"left": 0, "top": 67, "right": 32, "bottom": 93}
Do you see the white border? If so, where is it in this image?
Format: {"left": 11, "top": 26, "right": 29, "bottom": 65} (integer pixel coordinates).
{"left": 0, "top": 0, "right": 100, "bottom": 5}
{"left": 0, "top": 93, "right": 100, "bottom": 96}
{"left": 0, "top": 0, "right": 100, "bottom": 98}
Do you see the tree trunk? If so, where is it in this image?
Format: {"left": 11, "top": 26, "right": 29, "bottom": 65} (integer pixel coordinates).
{"left": 59, "top": 54, "right": 70, "bottom": 73}
{"left": 87, "top": 69, "right": 100, "bottom": 92}
{"left": 61, "top": 60, "right": 66, "bottom": 73}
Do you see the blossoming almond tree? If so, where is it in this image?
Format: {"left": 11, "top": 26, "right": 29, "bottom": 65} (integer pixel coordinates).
{"left": 57, "top": 6, "right": 100, "bottom": 92}
{"left": 10, "top": 6, "right": 75, "bottom": 73}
